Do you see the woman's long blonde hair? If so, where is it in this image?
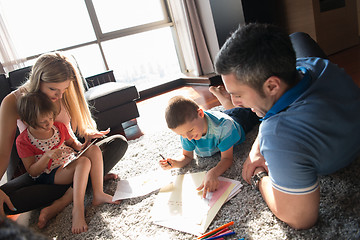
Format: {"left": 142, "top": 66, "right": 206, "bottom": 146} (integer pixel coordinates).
{"left": 21, "top": 51, "right": 97, "bottom": 137}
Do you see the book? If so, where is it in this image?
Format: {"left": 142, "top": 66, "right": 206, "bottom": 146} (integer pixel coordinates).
{"left": 218, "top": 176, "right": 243, "bottom": 202}
{"left": 150, "top": 171, "right": 242, "bottom": 235}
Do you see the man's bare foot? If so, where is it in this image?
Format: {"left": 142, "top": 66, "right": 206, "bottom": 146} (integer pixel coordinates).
{"left": 104, "top": 173, "right": 119, "bottom": 181}
{"left": 38, "top": 188, "right": 73, "bottom": 229}
{"left": 72, "top": 207, "right": 88, "bottom": 234}
{"left": 92, "top": 192, "right": 120, "bottom": 206}
{"left": 209, "top": 85, "right": 235, "bottom": 110}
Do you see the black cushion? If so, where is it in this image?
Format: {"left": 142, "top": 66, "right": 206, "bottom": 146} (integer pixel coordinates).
{"left": 0, "top": 74, "right": 11, "bottom": 104}
{"left": 8, "top": 66, "right": 32, "bottom": 91}
{"left": 290, "top": 32, "right": 328, "bottom": 59}
{"left": 92, "top": 101, "right": 139, "bottom": 130}
{"left": 85, "top": 70, "right": 116, "bottom": 89}
{"left": 84, "top": 69, "right": 140, "bottom": 131}
{"left": 85, "top": 83, "right": 139, "bottom": 112}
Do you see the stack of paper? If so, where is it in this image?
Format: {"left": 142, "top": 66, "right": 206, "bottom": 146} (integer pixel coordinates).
{"left": 150, "top": 172, "right": 242, "bottom": 235}
{"left": 218, "top": 176, "right": 243, "bottom": 202}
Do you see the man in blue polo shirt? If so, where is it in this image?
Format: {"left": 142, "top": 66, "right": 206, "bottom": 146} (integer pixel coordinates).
{"left": 212, "top": 23, "right": 360, "bottom": 229}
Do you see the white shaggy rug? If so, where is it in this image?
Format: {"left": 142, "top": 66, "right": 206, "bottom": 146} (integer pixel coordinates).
{"left": 27, "top": 107, "right": 360, "bottom": 240}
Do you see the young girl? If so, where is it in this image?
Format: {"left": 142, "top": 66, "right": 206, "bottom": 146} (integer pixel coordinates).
{"left": 16, "top": 92, "right": 119, "bottom": 234}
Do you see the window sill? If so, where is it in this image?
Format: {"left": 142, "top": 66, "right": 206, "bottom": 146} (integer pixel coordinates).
{"left": 137, "top": 73, "right": 223, "bottom": 101}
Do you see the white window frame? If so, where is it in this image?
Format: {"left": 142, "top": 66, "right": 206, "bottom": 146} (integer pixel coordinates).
{"left": 10, "top": 0, "right": 185, "bottom": 77}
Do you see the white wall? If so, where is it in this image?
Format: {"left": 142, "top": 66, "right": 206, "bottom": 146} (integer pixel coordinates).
{"left": 195, "top": 0, "right": 220, "bottom": 62}
{"left": 195, "top": 0, "right": 246, "bottom": 62}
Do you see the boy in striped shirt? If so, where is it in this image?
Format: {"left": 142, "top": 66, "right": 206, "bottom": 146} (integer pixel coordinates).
{"left": 159, "top": 95, "right": 259, "bottom": 197}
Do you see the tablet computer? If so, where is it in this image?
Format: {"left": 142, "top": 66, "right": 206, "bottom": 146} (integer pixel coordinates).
{"left": 63, "top": 137, "right": 104, "bottom": 168}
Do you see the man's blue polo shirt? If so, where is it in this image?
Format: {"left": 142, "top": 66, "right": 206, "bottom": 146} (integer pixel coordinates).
{"left": 259, "top": 57, "right": 360, "bottom": 195}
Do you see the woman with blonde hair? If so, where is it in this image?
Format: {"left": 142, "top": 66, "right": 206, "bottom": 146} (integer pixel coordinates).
{"left": 0, "top": 51, "right": 128, "bottom": 228}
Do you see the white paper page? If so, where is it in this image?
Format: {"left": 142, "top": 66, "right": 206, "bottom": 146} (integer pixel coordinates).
{"left": 112, "top": 170, "right": 173, "bottom": 201}
{"left": 218, "top": 176, "right": 243, "bottom": 201}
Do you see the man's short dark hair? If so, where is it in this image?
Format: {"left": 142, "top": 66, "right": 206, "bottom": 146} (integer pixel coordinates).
{"left": 215, "top": 23, "right": 298, "bottom": 95}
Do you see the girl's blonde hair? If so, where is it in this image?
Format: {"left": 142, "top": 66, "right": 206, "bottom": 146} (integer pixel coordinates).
{"left": 21, "top": 51, "right": 97, "bottom": 137}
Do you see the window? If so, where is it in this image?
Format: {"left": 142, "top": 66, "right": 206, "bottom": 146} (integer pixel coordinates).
{"left": 0, "top": 0, "right": 183, "bottom": 91}
{"left": 93, "top": 0, "right": 165, "bottom": 32}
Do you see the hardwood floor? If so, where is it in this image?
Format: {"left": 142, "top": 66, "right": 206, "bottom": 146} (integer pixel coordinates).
{"left": 124, "top": 43, "right": 360, "bottom": 140}
{"left": 328, "top": 44, "right": 360, "bottom": 87}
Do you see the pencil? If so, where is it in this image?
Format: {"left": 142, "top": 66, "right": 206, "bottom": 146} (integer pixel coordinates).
{"left": 205, "top": 231, "right": 235, "bottom": 240}
{"left": 210, "top": 229, "right": 232, "bottom": 238}
{"left": 197, "top": 221, "right": 234, "bottom": 239}
{"left": 159, "top": 154, "right": 172, "bottom": 167}
{"left": 200, "top": 227, "right": 229, "bottom": 239}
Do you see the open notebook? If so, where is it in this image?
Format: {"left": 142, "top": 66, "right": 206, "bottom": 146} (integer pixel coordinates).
{"left": 150, "top": 171, "right": 242, "bottom": 236}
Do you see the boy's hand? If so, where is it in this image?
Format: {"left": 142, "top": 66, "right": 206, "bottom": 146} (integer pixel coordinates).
{"left": 197, "top": 171, "right": 219, "bottom": 198}
{"left": 159, "top": 158, "right": 173, "bottom": 170}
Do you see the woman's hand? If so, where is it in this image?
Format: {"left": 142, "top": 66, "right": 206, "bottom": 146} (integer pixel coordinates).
{"left": 88, "top": 128, "right": 110, "bottom": 140}
{"left": 82, "top": 128, "right": 110, "bottom": 148}
{"left": 0, "top": 189, "right": 16, "bottom": 216}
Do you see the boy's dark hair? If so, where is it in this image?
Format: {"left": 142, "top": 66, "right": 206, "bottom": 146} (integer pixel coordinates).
{"left": 165, "top": 96, "right": 199, "bottom": 129}
{"left": 17, "top": 92, "right": 58, "bottom": 129}
{"left": 215, "top": 23, "right": 298, "bottom": 96}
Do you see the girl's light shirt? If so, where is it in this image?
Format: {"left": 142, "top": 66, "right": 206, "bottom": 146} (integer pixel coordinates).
{"left": 27, "top": 125, "right": 76, "bottom": 174}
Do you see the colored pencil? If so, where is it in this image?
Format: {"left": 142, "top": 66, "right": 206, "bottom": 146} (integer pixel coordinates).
{"left": 197, "top": 221, "right": 234, "bottom": 239}
{"left": 201, "top": 227, "right": 229, "bottom": 239}
{"left": 210, "top": 229, "right": 233, "bottom": 238}
{"left": 205, "top": 231, "right": 235, "bottom": 240}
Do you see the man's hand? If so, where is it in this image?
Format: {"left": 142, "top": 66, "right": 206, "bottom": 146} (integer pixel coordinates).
{"left": 197, "top": 170, "right": 219, "bottom": 198}
{"left": 0, "top": 189, "right": 16, "bottom": 216}
{"left": 242, "top": 134, "right": 268, "bottom": 184}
